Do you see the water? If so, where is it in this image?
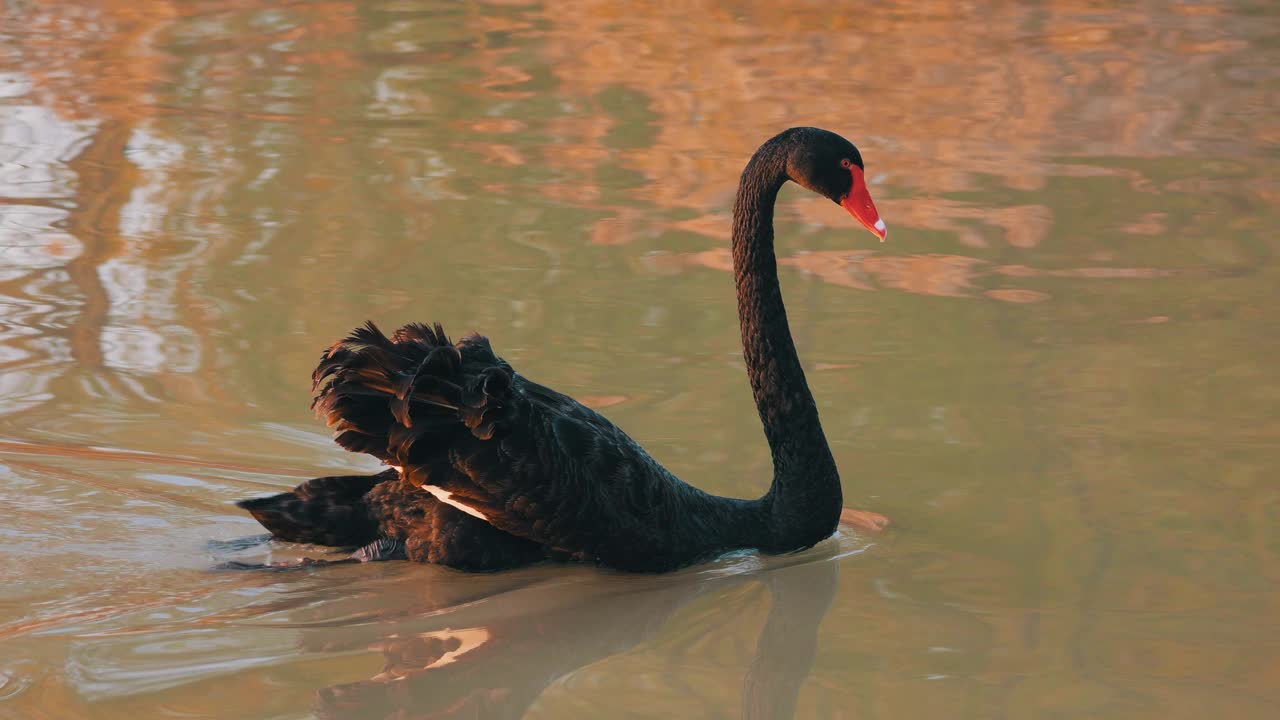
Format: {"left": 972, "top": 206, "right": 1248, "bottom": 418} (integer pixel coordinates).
{"left": 1, "top": 1, "right": 1277, "bottom": 718}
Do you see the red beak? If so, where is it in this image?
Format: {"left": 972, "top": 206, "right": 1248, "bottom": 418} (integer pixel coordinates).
{"left": 840, "top": 166, "right": 887, "bottom": 242}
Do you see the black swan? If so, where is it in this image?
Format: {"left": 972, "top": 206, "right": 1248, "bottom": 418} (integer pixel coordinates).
{"left": 235, "top": 127, "right": 889, "bottom": 572}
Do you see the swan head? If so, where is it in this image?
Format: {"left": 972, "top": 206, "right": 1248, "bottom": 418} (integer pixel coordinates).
{"left": 779, "top": 127, "right": 887, "bottom": 242}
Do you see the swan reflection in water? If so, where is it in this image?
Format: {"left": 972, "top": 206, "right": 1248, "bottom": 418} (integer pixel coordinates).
{"left": 64, "top": 532, "right": 869, "bottom": 717}
{"left": 308, "top": 540, "right": 853, "bottom": 720}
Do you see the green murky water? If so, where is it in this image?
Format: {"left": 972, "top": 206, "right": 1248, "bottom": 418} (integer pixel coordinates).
{"left": 1, "top": 1, "right": 1277, "bottom": 718}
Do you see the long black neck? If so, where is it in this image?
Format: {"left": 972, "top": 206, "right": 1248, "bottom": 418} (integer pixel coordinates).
{"left": 730, "top": 142, "right": 842, "bottom": 551}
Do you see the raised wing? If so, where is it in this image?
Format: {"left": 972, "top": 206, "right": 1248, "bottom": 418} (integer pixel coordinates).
{"left": 311, "top": 321, "right": 715, "bottom": 570}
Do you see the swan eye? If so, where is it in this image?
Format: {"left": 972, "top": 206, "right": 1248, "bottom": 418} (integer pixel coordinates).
{"left": 840, "top": 159, "right": 859, "bottom": 192}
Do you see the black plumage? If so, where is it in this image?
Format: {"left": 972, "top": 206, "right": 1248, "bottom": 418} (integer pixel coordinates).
{"left": 236, "top": 127, "right": 887, "bottom": 572}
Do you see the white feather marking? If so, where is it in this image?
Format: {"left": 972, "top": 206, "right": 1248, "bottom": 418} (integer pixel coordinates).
{"left": 423, "top": 484, "right": 489, "bottom": 521}
{"left": 874, "top": 218, "right": 886, "bottom": 232}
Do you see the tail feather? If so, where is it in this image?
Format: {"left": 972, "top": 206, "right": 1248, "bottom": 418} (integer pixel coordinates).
{"left": 311, "top": 321, "right": 515, "bottom": 464}
{"left": 236, "top": 472, "right": 389, "bottom": 546}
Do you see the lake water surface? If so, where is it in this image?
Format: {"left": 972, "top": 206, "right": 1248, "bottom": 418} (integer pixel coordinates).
{"left": 1, "top": 1, "right": 1278, "bottom": 718}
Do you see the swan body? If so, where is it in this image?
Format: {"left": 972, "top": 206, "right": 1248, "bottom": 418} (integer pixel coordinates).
{"left": 236, "top": 127, "right": 888, "bottom": 572}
